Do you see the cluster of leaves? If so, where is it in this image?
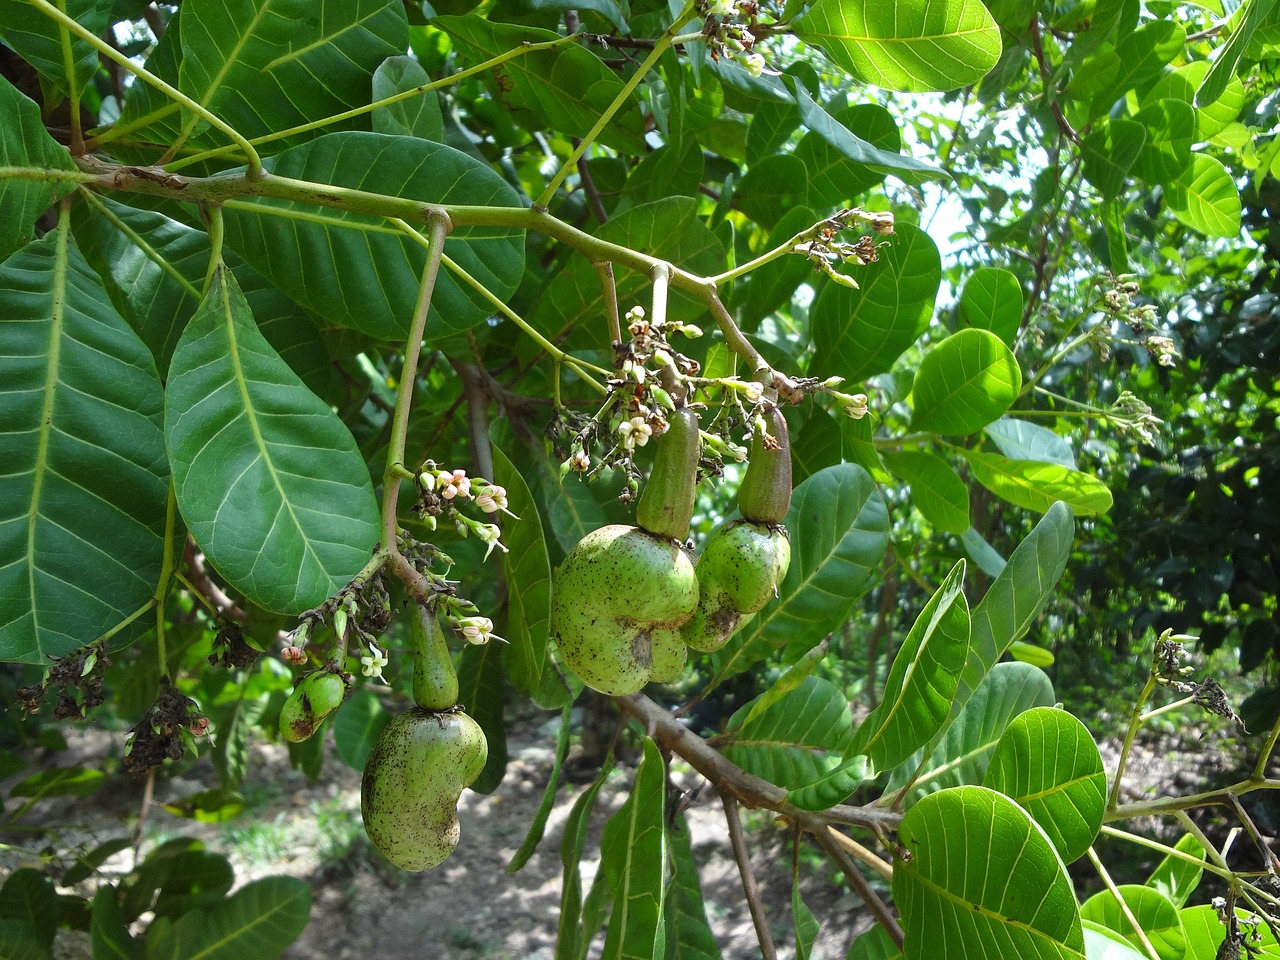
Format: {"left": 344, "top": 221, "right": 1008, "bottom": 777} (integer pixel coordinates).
{"left": 0, "top": 0, "right": 1278, "bottom": 958}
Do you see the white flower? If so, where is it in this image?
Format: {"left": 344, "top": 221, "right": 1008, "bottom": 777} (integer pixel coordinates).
{"left": 742, "top": 51, "right": 765, "bottom": 77}
{"left": 436, "top": 468, "right": 472, "bottom": 500}
{"left": 705, "top": 0, "right": 735, "bottom": 16}
{"left": 475, "top": 484, "right": 508, "bottom": 514}
{"left": 456, "top": 616, "right": 498, "bottom": 645}
{"left": 843, "top": 393, "right": 869, "bottom": 419}
{"left": 618, "top": 416, "right": 653, "bottom": 451}
{"left": 474, "top": 522, "right": 508, "bottom": 560}
{"left": 360, "top": 642, "right": 388, "bottom": 682}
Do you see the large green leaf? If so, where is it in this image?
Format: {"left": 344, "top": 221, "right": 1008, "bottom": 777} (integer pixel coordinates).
{"left": 959, "top": 449, "right": 1113, "bottom": 515}
{"left": 0, "top": 0, "right": 110, "bottom": 103}
{"left": 1080, "top": 119, "right": 1146, "bottom": 202}
{"left": 0, "top": 226, "right": 169, "bottom": 664}
{"left": 954, "top": 502, "right": 1073, "bottom": 714}
{"left": 434, "top": 15, "right": 646, "bottom": 154}
{"left": 1079, "top": 886, "right": 1185, "bottom": 960}
{"left": 331, "top": 688, "right": 392, "bottom": 771}
{"left": 721, "top": 676, "right": 856, "bottom": 791}
{"left": 371, "top": 56, "right": 445, "bottom": 141}
{"left": 734, "top": 205, "right": 818, "bottom": 331}
{"left": 911, "top": 329, "right": 1022, "bottom": 436}
{"left": 846, "top": 925, "right": 902, "bottom": 960}
{"left": 164, "top": 266, "right": 379, "bottom": 614}
{"left": 144, "top": 877, "right": 311, "bottom": 960}
{"left": 894, "top": 786, "right": 1085, "bottom": 960}
{"left": 0, "top": 76, "right": 77, "bottom": 264}
{"left": 795, "top": 105, "right": 901, "bottom": 209}
{"left": 508, "top": 704, "right": 572, "bottom": 874}
{"left": 1196, "top": 0, "right": 1279, "bottom": 107}
{"left": 0, "top": 870, "right": 57, "bottom": 952}
{"left": 810, "top": 222, "right": 941, "bottom": 383}
{"left": 556, "top": 759, "right": 615, "bottom": 960}
{"left": 958, "top": 266, "right": 1022, "bottom": 346}
{"left": 709, "top": 464, "right": 889, "bottom": 680}
{"left": 221, "top": 132, "right": 525, "bottom": 339}
{"left": 1144, "top": 834, "right": 1206, "bottom": 908}
{"left": 791, "top": 406, "right": 845, "bottom": 486}
{"left": 984, "top": 419, "right": 1076, "bottom": 469}
{"left": 1181, "top": 904, "right": 1280, "bottom": 959}
{"left": 91, "top": 885, "right": 141, "bottom": 960}
{"left": 884, "top": 662, "right": 1056, "bottom": 805}
{"left": 852, "top": 561, "right": 969, "bottom": 772}
{"left": 116, "top": 0, "right": 406, "bottom": 157}
{"left": 736, "top": 154, "right": 810, "bottom": 228}
{"left": 600, "top": 737, "right": 667, "bottom": 960}
{"left": 1166, "top": 154, "right": 1242, "bottom": 239}
{"left": 663, "top": 813, "right": 722, "bottom": 960}
{"left": 530, "top": 198, "right": 724, "bottom": 344}
{"left": 982, "top": 707, "right": 1106, "bottom": 864}
{"left": 1131, "top": 100, "right": 1195, "bottom": 186}
{"left": 795, "top": 0, "right": 1002, "bottom": 93}
{"left": 458, "top": 639, "right": 508, "bottom": 794}
{"left": 492, "top": 442, "right": 558, "bottom": 705}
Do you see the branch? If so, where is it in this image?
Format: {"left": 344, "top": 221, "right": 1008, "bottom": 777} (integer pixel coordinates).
{"left": 814, "top": 827, "right": 904, "bottom": 948}
{"left": 721, "top": 792, "right": 778, "bottom": 960}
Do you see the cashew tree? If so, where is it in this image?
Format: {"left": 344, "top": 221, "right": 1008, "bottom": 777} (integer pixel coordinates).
{"left": 1, "top": 0, "right": 1279, "bottom": 957}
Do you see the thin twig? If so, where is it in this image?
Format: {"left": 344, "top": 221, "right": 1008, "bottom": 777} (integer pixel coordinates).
{"left": 596, "top": 260, "right": 622, "bottom": 359}
{"left": 815, "top": 827, "right": 904, "bottom": 948}
{"left": 721, "top": 792, "right": 778, "bottom": 960}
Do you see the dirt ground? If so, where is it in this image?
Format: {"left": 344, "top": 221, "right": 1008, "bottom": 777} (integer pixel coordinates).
{"left": 1, "top": 702, "right": 1268, "bottom": 960}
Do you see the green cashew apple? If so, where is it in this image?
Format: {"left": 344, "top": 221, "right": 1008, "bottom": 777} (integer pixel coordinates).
{"left": 279, "top": 668, "right": 349, "bottom": 742}
{"left": 681, "top": 520, "right": 791, "bottom": 653}
{"left": 551, "top": 406, "right": 701, "bottom": 695}
{"left": 411, "top": 603, "right": 457, "bottom": 710}
{"left": 361, "top": 708, "right": 488, "bottom": 871}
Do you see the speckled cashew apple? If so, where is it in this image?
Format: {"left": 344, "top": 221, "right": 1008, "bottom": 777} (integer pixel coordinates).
{"left": 279, "top": 668, "right": 349, "bottom": 742}
{"left": 360, "top": 708, "right": 487, "bottom": 871}
{"left": 682, "top": 404, "right": 793, "bottom": 653}
{"left": 551, "top": 406, "right": 702, "bottom": 695}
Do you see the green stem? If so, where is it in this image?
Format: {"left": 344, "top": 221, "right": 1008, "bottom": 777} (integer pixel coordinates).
{"left": 55, "top": 0, "right": 83, "bottom": 154}
{"left": 1172, "top": 810, "right": 1232, "bottom": 872}
{"left": 26, "top": 0, "right": 263, "bottom": 176}
{"left": 1106, "top": 778, "right": 1280, "bottom": 821}
{"left": 172, "top": 570, "right": 221, "bottom": 617}
{"left": 535, "top": 3, "right": 698, "bottom": 207}
{"left": 153, "top": 483, "right": 180, "bottom": 679}
{"left": 1098, "top": 825, "right": 1236, "bottom": 882}
{"left": 202, "top": 206, "right": 225, "bottom": 292}
{"left": 1139, "top": 694, "right": 1196, "bottom": 723}
{"left": 1253, "top": 710, "right": 1280, "bottom": 780}
{"left": 163, "top": 33, "right": 580, "bottom": 172}
{"left": 1086, "top": 847, "right": 1161, "bottom": 960}
{"left": 77, "top": 189, "right": 202, "bottom": 298}
{"left": 1108, "top": 673, "right": 1157, "bottom": 812}
{"left": 381, "top": 212, "right": 451, "bottom": 551}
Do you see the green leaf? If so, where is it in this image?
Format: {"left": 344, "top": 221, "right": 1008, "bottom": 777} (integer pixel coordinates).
{"left": 508, "top": 704, "right": 572, "bottom": 874}
{"left": 884, "top": 662, "right": 1056, "bottom": 805}
{"left": 736, "top": 154, "right": 811, "bottom": 228}
{"left": 958, "top": 267, "right": 1023, "bottom": 346}
{"left": 851, "top": 561, "right": 969, "bottom": 772}
{"left": 1079, "top": 886, "right": 1185, "bottom": 960}
{"left": 531, "top": 198, "right": 724, "bottom": 344}
{"left": 1166, "top": 154, "right": 1242, "bottom": 239}
{"left": 894, "top": 786, "right": 1085, "bottom": 960}
{"left": 371, "top": 55, "right": 445, "bottom": 141}
{"left": 811, "top": 222, "right": 941, "bottom": 382}
{"left": 791, "top": 406, "right": 845, "bottom": 485}
{"left": 222, "top": 132, "right": 525, "bottom": 339}
{"left": 984, "top": 419, "right": 1077, "bottom": 468}
{"left": 954, "top": 503, "right": 1072, "bottom": 712}
{"left": 435, "top": 15, "right": 646, "bottom": 154}
{"left": 556, "top": 759, "right": 615, "bottom": 960}
{"left": 722, "top": 677, "right": 855, "bottom": 790}
{"left": 0, "top": 0, "right": 110, "bottom": 103}
{"left": 1144, "top": 61, "right": 1245, "bottom": 140}
{"left": 210, "top": 692, "right": 265, "bottom": 791}
{"left": 0, "top": 922, "right": 48, "bottom": 960}
{"left": 159, "top": 788, "right": 248, "bottom": 823}
{"left": 118, "top": 0, "right": 406, "bottom": 156}
{"left": 1132, "top": 99, "right": 1195, "bottom": 186}
{"left": 786, "top": 754, "right": 869, "bottom": 811}
{"left": 91, "top": 886, "right": 141, "bottom": 960}
{"left": 0, "top": 869, "right": 58, "bottom": 949}
{"left": 165, "top": 266, "right": 379, "bottom": 614}
{"left": 331, "top": 689, "right": 391, "bottom": 771}
{"left": 734, "top": 205, "right": 817, "bottom": 331}
{"left": 0, "top": 227, "right": 168, "bottom": 664}
{"left": 492, "top": 441, "right": 558, "bottom": 705}
{"left": 710, "top": 464, "right": 889, "bottom": 680}
{"left": 1082, "top": 922, "right": 1149, "bottom": 960}
{"left": 911, "top": 329, "right": 1022, "bottom": 436}
{"left": 1181, "top": 904, "right": 1280, "bottom": 959}
{"left": 458, "top": 640, "right": 508, "bottom": 794}
{"left": 793, "top": 883, "right": 819, "bottom": 960}
{"left": 1145, "top": 834, "right": 1206, "bottom": 908}
{"left": 1072, "top": 20, "right": 1185, "bottom": 120}
{"left": 959, "top": 449, "right": 1114, "bottom": 515}
{"left": 795, "top": 0, "right": 1002, "bottom": 93}
{"left": 64, "top": 838, "right": 134, "bottom": 887}
{"left": 601, "top": 738, "right": 667, "bottom": 960}
{"left": 795, "top": 104, "right": 900, "bottom": 208}
{"left": 153, "top": 877, "right": 311, "bottom": 960}
{"left": 880, "top": 450, "right": 970, "bottom": 534}
{"left": 960, "top": 526, "right": 1006, "bottom": 578}
{"left": 982, "top": 707, "right": 1105, "bottom": 864}
{"left": 846, "top": 925, "right": 903, "bottom": 960}
{"left": 663, "top": 813, "right": 723, "bottom": 960}
{"left": 1080, "top": 119, "right": 1146, "bottom": 202}
{"left": 1196, "top": 0, "right": 1279, "bottom": 107}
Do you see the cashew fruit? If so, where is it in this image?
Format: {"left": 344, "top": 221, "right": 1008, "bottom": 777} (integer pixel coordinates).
{"left": 681, "top": 520, "right": 791, "bottom": 653}
{"left": 279, "top": 669, "right": 348, "bottom": 742}
{"left": 360, "top": 707, "right": 487, "bottom": 871}
{"left": 552, "top": 524, "right": 698, "bottom": 695}
{"left": 737, "top": 404, "right": 792, "bottom": 525}
{"left": 635, "top": 406, "right": 701, "bottom": 540}
{"left": 411, "top": 603, "right": 457, "bottom": 710}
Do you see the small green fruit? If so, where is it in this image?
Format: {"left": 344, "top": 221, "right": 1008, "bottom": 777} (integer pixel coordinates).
{"left": 551, "top": 524, "right": 698, "bottom": 695}
{"left": 279, "top": 669, "right": 349, "bottom": 742}
{"left": 683, "top": 520, "right": 792, "bottom": 654}
{"left": 360, "top": 708, "right": 488, "bottom": 871}
{"left": 636, "top": 406, "right": 701, "bottom": 540}
{"left": 738, "top": 405, "right": 792, "bottom": 525}
{"left": 411, "top": 604, "right": 457, "bottom": 711}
